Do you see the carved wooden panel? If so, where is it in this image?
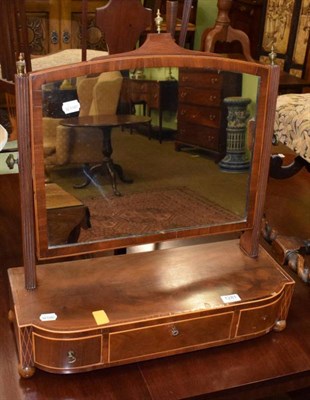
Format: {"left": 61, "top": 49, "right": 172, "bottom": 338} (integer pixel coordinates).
{"left": 259, "top": 0, "right": 310, "bottom": 77}
{"left": 24, "top": 0, "right": 108, "bottom": 54}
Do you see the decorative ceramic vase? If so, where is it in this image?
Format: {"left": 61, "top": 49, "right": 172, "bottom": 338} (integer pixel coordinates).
{"left": 219, "top": 96, "right": 251, "bottom": 172}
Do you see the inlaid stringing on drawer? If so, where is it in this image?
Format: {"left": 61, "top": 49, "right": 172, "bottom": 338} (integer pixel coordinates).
{"left": 109, "top": 312, "right": 234, "bottom": 362}
{"left": 33, "top": 333, "right": 103, "bottom": 370}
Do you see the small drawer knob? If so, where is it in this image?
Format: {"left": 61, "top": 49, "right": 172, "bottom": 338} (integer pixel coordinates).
{"left": 67, "top": 350, "right": 77, "bottom": 364}
{"left": 171, "top": 326, "right": 179, "bottom": 336}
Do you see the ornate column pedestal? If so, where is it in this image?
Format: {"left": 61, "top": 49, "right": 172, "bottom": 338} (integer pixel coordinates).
{"left": 219, "top": 96, "right": 251, "bottom": 172}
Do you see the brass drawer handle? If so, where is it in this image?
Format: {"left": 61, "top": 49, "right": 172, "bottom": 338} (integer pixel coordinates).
{"left": 62, "top": 31, "right": 71, "bottom": 44}
{"left": 67, "top": 350, "right": 77, "bottom": 364}
{"left": 171, "top": 326, "right": 179, "bottom": 336}
{"left": 209, "top": 95, "right": 217, "bottom": 102}
{"left": 211, "top": 77, "right": 219, "bottom": 84}
{"left": 50, "top": 30, "right": 58, "bottom": 45}
{"left": 209, "top": 114, "right": 216, "bottom": 121}
{"left": 180, "top": 91, "right": 188, "bottom": 99}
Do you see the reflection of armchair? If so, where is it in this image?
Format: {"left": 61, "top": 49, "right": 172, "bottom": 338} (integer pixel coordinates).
{"left": 43, "top": 71, "right": 123, "bottom": 175}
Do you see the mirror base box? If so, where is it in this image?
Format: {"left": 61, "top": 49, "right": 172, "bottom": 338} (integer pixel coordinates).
{"left": 8, "top": 239, "right": 294, "bottom": 377}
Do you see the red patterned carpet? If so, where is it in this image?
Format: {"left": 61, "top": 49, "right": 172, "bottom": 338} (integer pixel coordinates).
{"left": 79, "top": 187, "right": 238, "bottom": 242}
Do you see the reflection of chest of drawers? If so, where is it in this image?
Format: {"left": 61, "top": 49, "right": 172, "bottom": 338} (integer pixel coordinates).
{"left": 121, "top": 78, "right": 178, "bottom": 141}
{"left": 177, "top": 68, "right": 242, "bottom": 159}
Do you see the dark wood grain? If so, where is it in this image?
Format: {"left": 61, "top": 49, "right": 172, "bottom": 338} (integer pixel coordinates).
{"left": 0, "top": 174, "right": 23, "bottom": 268}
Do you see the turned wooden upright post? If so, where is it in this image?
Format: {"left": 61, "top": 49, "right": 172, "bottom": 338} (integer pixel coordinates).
{"left": 201, "top": 0, "right": 254, "bottom": 61}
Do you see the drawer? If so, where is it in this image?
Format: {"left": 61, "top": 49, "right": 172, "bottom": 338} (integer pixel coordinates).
{"left": 179, "top": 70, "right": 223, "bottom": 89}
{"left": 109, "top": 312, "right": 233, "bottom": 363}
{"left": 178, "top": 104, "right": 221, "bottom": 128}
{"left": 179, "top": 87, "right": 222, "bottom": 107}
{"left": 33, "top": 333, "right": 102, "bottom": 370}
{"left": 177, "top": 122, "right": 220, "bottom": 150}
{"left": 237, "top": 297, "right": 282, "bottom": 337}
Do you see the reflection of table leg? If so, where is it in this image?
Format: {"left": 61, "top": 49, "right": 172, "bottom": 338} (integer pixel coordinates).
{"left": 74, "top": 126, "right": 133, "bottom": 196}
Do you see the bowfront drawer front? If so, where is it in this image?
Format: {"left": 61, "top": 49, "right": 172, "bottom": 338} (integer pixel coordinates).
{"left": 177, "top": 122, "right": 219, "bottom": 150}
{"left": 109, "top": 312, "right": 233, "bottom": 363}
{"left": 178, "top": 104, "right": 221, "bottom": 128}
{"left": 179, "top": 70, "right": 223, "bottom": 89}
{"left": 179, "top": 87, "right": 221, "bottom": 107}
{"left": 33, "top": 333, "right": 103, "bottom": 371}
{"left": 237, "top": 295, "right": 284, "bottom": 337}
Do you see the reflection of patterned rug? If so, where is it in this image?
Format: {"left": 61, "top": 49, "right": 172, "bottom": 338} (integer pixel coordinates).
{"left": 79, "top": 188, "right": 238, "bottom": 242}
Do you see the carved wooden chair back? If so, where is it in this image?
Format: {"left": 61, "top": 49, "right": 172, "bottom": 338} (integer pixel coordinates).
{"left": 95, "top": 0, "right": 153, "bottom": 55}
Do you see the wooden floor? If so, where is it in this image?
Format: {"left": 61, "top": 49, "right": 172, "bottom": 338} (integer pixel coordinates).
{"left": 0, "top": 150, "right": 309, "bottom": 399}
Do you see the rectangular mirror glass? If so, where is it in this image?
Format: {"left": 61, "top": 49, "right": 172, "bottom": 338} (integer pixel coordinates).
{"left": 39, "top": 66, "right": 259, "bottom": 250}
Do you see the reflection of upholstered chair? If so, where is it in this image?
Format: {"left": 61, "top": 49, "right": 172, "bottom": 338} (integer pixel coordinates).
{"left": 270, "top": 93, "right": 310, "bottom": 179}
{"left": 43, "top": 71, "right": 123, "bottom": 176}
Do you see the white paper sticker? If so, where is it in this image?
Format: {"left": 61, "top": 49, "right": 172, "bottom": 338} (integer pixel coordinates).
{"left": 221, "top": 294, "right": 241, "bottom": 304}
{"left": 62, "top": 100, "right": 80, "bottom": 115}
{"left": 39, "top": 313, "right": 58, "bottom": 321}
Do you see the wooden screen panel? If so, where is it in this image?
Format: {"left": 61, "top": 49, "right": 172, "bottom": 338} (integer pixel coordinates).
{"left": 259, "top": 0, "right": 310, "bottom": 77}
{"left": 24, "top": 0, "right": 108, "bottom": 54}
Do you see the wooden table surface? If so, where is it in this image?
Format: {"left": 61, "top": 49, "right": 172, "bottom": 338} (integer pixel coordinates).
{"left": 1, "top": 255, "right": 309, "bottom": 400}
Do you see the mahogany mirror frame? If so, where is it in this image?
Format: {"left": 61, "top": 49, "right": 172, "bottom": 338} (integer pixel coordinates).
{"left": 15, "top": 34, "right": 280, "bottom": 289}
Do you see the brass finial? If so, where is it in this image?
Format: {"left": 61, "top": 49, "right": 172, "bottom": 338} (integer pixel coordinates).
{"left": 268, "top": 44, "right": 277, "bottom": 66}
{"left": 16, "top": 53, "right": 26, "bottom": 75}
{"left": 155, "top": 9, "right": 163, "bottom": 34}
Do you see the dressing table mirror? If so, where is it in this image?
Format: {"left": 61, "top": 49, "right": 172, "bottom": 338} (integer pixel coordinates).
{"left": 8, "top": 34, "right": 294, "bottom": 378}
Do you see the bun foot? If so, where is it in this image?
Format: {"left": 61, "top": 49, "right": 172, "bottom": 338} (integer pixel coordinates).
{"left": 18, "top": 364, "right": 36, "bottom": 378}
{"left": 273, "top": 319, "right": 286, "bottom": 332}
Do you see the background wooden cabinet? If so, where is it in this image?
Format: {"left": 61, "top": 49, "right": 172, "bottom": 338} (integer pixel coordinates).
{"left": 228, "top": 0, "right": 265, "bottom": 60}
{"left": 25, "top": 0, "right": 108, "bottom": 55}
